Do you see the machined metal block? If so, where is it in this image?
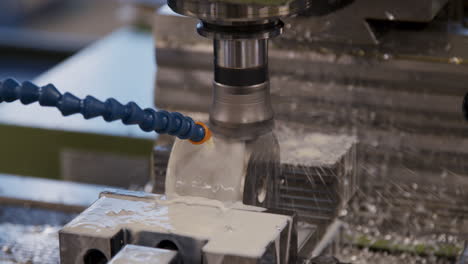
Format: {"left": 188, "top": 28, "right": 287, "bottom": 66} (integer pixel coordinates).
{"left": 59, "top": 190, "right": 297, "bottom": 264}
{"left": 277, "top": 121, "right": 357, "bottom": 225}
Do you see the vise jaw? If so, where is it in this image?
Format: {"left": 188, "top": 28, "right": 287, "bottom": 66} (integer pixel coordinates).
{"left": 59, "top": 190, "right": 297, "bottom": 263}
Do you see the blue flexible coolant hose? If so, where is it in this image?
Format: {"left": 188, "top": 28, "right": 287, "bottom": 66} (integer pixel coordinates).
{"left": 0, "top": 78, "right": 210, "bottom": 143}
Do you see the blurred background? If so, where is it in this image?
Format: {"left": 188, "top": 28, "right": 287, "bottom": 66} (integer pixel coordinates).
{"left": 0, "top": 1, "right": 162, "bottom": 262}
{"left": 0, "top": 0, "right": 124, "bottom": 81}
{"left": 0, "top": 0, "right": 162, "bottom": 185}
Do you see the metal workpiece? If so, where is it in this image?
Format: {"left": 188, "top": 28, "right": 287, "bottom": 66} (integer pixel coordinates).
{"left": 210, "top": 82, "right": 274, "bottom": 139}
{"left": 59, "top": 190, "right": 297, "bottom": 264}
{"left": 164, "top": 132, "right": 280, "bottom": 205}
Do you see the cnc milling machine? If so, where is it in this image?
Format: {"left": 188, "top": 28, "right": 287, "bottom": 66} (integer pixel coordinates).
{"left": 0, "top": 0, "right": 467, "bottom": 263}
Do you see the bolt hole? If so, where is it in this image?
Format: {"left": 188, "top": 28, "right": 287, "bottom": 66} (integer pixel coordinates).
{"left": 156, "top": 240, "right": 179, "bottom": 251}
{"left": 83, "top": 249, "right": 108, "bottom": 264}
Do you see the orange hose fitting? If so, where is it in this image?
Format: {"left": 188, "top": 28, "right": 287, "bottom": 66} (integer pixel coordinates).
{"left": 190, "top": 122, "right": 212, "bottom": 145}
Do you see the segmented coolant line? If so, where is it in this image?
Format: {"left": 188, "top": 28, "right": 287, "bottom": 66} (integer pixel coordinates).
{"left": 0, "top": 78, "right": 211, "bottom": 143}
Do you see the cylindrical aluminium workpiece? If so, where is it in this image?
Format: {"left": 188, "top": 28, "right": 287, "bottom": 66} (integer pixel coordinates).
{"left": 210, "top": 37, "right": 274, "bottom": 139}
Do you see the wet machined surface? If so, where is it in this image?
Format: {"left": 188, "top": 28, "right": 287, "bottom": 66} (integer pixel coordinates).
{"left": 337, "top": 180, "right": 468, "bottom": 264}
{"left": 0, "top": 206, "right": 76, "bottom": 264}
